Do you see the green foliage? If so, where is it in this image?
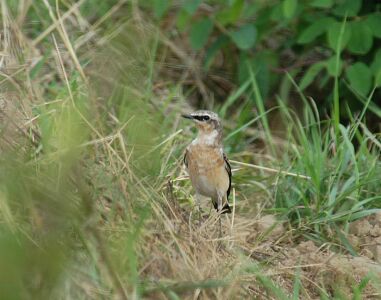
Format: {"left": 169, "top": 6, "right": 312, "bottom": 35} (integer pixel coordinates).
{"left": 283, "top": 0, "right": 298, "bottom": 19}
{"left": 183, "top": 0, "right": 201, "bottom": 14}
{"left": 299, "top": 62, "right": 325, "bottom": 90}
{"left": 310, "top": 0, "right": 333, "bottom": 9}
{"left": 272, "top": 89, "right": 381, "bottom": 245}
{"left": 216, "top": 0, "right": 244, "bottom": 25}
{"left": 366, "top": 12, "right": 381, "bottom": 38}
{"left": 153, "top": 0, "right": 171, "bottom": 19}
{"left": 154, "top": 0, "right": 381, "bottom": 117}
{"left": 297, "top": 17, "right": 334, "bottom": 44}
{"left": 333, "top": 0, "right": 361, "bottom": 17}
{"left": 190, "top": 18, "right": 214, "bottom": 49}
{"left": 347, "top": 21, "right": 373, "bottom": 55}
{"left": 230, "top": 24, "right": 257, "bottom": 50}
{"left": 327, "top": 20, "right": 351, "bottom": 51}
{"left": 346, "top": 62, "right": 372, "bottom": 96}
{"left": 325, "top": 56, "right": 343, "bottom": 77}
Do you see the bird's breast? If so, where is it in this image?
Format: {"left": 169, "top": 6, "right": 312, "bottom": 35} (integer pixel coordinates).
{"left": 186, "top": 144, "right": 229, "bottom": 197}
{"left": 187, "top": 145, "right": 223, "bottom": 172}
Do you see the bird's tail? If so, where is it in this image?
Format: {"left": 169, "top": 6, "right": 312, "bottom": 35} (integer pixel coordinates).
{"left": 212, "top": 200, "right": 231, "bottom": 214}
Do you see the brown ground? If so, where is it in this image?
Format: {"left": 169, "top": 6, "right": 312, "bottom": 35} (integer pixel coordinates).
{"left": 137, "top": 202, "right": 381, "bottom": 299}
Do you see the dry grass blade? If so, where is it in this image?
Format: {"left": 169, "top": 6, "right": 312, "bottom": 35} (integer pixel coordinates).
{"left": 32, "top": 0, "right": 87, "bottom": 46}
{"left": 42, "top": 0, "right": 87, "bottom": 82}
{"left": 230, "top": 160, "right": 311, "bottom": 180}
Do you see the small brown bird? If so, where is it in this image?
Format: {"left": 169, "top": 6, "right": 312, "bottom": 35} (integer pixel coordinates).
{"left": 182, "top": 110, "right": 232, "bottom": 220}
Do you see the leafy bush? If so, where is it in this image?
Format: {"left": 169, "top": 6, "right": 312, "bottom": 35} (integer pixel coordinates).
{"left": 151, "top": 0, "right": 381, "bottom": 119}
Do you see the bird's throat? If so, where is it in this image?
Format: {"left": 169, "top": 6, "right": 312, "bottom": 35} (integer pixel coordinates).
{"left": 195, "top": 129, "right": 221, "bottom": 146}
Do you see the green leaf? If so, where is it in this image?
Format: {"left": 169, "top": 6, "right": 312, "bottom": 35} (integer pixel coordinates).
{"left": 283, "top": 0, "right": 298, "bottom": 19}
{"left": 228, "top": 0, "right": 245, "bottom": 22}
{"left": 270, "top": 3, "right": 283, "bottom": 21}
{"left": 153, "top": 0, "right": 170, "bottom": 19}
{"left": 242, "top": 3, "right": 258, "bottom": 19}
{"left": 349, "top": 209, "right": 381, "bottom": 222}
{"left": 216, "top": 0, "right": 244, "bottom": 25}
{"left": 325, "top": 56, "right": 343, "bottom": 77}
{"left": 204, "top": 35, "right": 230, "bottom": 70}
{"left": 176, "top": 10, "right": 190, "bottom": 32}
{"left": 297, "top": 17, "right": 335, "bottom": 44}
{"left": 182, "top": 0, "right": 201, "bottom": 14}
{"left": 374, "top": 70, "right": 381, "bottom": 87}
{"left": 375, "top": 69, "right": 381, "bottom": 87}
{"left": 371, "top": 49, "right": 381, "bottom": 77}
{"left": 310, "top": 0, "right": 333, "bottom": 8}
{"left": 347, "top": 21, "right": 373, "bottom": 55}
{"left": 299, "top": 62, "right": 325, "bottom": 90}
{"left": 238, "top": 52, "right": 273, "bottom": 100}
{"left": 366, "top": 13, "right": 381, "bottom": 39}
{"left": 189, "top": 18, "right": 213, "bottom": 50}
{"left": 371, "top": 49, "right": 381, "bottom": 87}
{"left": 333, "top": 0, "right": 361, "bottom": 17}
{"left": 346, "top": 62, "right": 372, "bottom": 96}
{"left": 230, "top": 24, "right": 257, "bottom": 50}
{"left": 334, "top": 225, "right": 357, "bottom": 256}
{"left": 292, "top": 265, "right": 302, "bottom": 300}
{"left": 327, "top": 21, "right": 351, "bottom": 52}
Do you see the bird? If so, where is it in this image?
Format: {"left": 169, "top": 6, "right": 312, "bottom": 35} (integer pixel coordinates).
{"left": 182, "top": 110, "right": 232, "bottom": 225}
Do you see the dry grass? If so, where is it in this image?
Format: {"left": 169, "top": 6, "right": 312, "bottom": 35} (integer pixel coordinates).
{"left": 0, "top": 1, "right": 380, "bottom": 299}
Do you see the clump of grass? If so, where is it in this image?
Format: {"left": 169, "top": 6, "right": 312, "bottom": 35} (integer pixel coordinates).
{"left": 273, "top": 92, "right": 381, "bottom": 246}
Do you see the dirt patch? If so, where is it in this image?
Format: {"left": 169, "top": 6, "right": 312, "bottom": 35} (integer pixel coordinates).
{"left": 349, "top": 212, "right": 381, "bottom": 263}
{"left": 250, "top": 214, "right": 381, "bottom": 298}
{"left": 275, "top": 240, "right": 381, "bottom": 298}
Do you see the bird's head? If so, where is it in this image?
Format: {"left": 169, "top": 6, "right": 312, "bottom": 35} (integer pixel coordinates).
{"left": 182, "top": 110, "right": 222, "bottom": 144}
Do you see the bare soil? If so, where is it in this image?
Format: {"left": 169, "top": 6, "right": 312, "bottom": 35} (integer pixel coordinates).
{"left": 138, "top": 205, "right": 381, "bottom": 299}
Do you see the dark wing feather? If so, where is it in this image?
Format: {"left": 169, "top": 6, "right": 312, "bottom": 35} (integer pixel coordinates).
{"left": 223, "top": 153, "right": 232, "bottom": 199}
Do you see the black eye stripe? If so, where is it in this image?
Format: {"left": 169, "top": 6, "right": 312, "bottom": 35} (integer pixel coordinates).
{"left": 194, "top": 115, "right": 210, "bottom": 121}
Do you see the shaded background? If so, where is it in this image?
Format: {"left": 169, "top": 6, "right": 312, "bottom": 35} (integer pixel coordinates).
{"left": 142, "top": 0, "right": 381, "bottom": 130}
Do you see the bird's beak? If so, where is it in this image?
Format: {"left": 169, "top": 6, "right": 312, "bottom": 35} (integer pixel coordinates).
{"left": 181, "top": 114, "right": 194, "bottom": 120}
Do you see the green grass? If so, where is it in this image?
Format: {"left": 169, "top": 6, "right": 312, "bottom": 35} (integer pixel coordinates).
{"left": 0, "top": 1, "right": 380, "bottom": 299}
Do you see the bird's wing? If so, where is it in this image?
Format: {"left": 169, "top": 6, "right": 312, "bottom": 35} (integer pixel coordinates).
{"left": 223, "top": 153, "right": 232, "bottom": 199}
{"left": 183, "top": 149, "right": 189, "bottom": 168}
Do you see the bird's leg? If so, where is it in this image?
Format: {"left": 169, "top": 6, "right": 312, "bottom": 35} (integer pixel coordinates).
{"left": 217, "top": 194, "right": 223, "bottom": 212}
{"left": 218, "top": 216, "right": 222, "bottom": 238}
{"left": 195, "top": 193, "right": 202, "bottom": 226}
{"left": 217, "top": 195, "right": 222, "bottom": 237}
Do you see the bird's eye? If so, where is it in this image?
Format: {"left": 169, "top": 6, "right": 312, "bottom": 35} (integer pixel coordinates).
{"left": 203, "top": 115, "right": 210, "bottom": 121}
